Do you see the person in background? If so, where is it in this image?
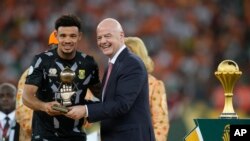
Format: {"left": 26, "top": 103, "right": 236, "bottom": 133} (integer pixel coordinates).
{"left": 125, "top": 36, "right": 169, "bottom": 141}
{"left": 0, "top": 83, "right": 19, "bottom": 141}
{"left": 66, "top": 18, "right": 155, "bottom": 141}
{"left": 15, "top": 31, "right": 59, "bottom": 141}
{"left": 22, "top": 14, "right": 101, "bottom": 141}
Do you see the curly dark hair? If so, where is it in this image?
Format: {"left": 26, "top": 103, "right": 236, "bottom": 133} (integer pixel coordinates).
{"left": 55, "top": 14, "right": 82, "bottom": 31}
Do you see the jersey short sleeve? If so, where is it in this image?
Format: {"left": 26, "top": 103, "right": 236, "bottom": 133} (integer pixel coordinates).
{"left": 25, "top": 55, "right": 44, "bottom": 87}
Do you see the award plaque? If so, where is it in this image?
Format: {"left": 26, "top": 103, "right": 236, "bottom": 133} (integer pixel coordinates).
{"left": 52, "top": 67, "right": 76, "bottom": 113}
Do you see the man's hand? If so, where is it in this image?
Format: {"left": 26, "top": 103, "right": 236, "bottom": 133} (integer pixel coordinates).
{"left": 42, "top": 101, "right": 63, "bottom": 116}
{"left": 65, "top": 105, "right": 86, "bottom": 120}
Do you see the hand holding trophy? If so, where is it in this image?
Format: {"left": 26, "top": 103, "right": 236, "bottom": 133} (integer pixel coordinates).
{"left": 52, "top": 67, "right": 76, "bottom": 113}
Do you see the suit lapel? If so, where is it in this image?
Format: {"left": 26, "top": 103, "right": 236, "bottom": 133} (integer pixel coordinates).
{"left": 13, "top": 122, "right": 20, "bottom": 141}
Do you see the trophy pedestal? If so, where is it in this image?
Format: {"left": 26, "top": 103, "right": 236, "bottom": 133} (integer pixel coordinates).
{"left": 220, "top": 113, "right": 238, "bottom": 119}
{"left": 52, "top": 104, "right": 69, "bottom": 113}
{"left": 185, "top": 118, "right": 250, "bottom": 141}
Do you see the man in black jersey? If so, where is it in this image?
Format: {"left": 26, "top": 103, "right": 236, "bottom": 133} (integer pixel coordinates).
{"left": 22, "top": 14, "right": 101, "bottom": 141}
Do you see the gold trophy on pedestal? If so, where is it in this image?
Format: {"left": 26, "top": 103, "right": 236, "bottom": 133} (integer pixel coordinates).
{"left": 52, "top": 67, "right": 76, "bottom": 113}
{"left": 215, "top": 60, "right": 242, "bottom": 119}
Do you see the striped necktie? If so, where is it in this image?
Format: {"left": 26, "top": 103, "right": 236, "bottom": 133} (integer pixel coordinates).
{"left": 2, "top": 116, "right": 10, "bottom": 140}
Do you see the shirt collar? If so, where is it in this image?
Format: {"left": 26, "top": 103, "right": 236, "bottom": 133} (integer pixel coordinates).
{"left": 109, "top": 45, "right": 126, "bottom": 64}
{"left": 8, "top": 111, "right": 15, "bottom": 121}
{"left": 0, "top": 111, "right": 15, "bottom": 121}
{"left": 0, "top": 111, "right": 5, "bottom": 121}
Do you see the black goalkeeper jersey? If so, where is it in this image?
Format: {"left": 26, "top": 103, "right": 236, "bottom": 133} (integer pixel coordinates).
{"left": 25, "top": 48, "right": 100, "bottom": 140}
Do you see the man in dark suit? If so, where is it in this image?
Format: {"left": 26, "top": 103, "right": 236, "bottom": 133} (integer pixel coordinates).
{"left": 0, "top": 83, "right": 19, "bottom": 141}
{"left": 66, "top": 18, "right": 155, "bottom": 141}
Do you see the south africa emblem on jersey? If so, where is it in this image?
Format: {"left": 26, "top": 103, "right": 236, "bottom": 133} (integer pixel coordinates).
{"left": 78, "top": 70, "right": 85, "bottom": 79}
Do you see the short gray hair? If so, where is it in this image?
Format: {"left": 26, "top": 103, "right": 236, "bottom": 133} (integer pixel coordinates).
{"left": 0, "top": 83, "right": 17, "bottom": 95}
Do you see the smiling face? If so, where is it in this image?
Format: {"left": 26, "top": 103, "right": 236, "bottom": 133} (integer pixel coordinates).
{"left": 96, "top": 18, "right": 124, "bottom": 58}
{"left": 56, "top": 26, "right": 81, "bottom": 59}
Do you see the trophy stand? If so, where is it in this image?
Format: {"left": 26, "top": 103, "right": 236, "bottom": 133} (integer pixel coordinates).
{"left": 184, "top": 60, "right": 248, "bottom": 141}
{"left": 214, "top": 60, "right": 242, "bottom": 119}
{"left": 52, "top": 67, "right": 76, "bottom": 113}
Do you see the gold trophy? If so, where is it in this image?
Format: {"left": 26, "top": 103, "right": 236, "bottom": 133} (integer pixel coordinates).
{"left": 214, "top": 60, "right": 242, "bottom": 119}
{"left": 52, "top": 67, "right": 76, "bottom": 113}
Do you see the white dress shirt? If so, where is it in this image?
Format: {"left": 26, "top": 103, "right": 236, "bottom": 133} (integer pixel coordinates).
{"left": 0, "top": 111, "right": 16, "bottom": 141}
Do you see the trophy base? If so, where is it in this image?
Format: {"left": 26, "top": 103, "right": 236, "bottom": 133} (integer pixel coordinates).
{"left": 52, "top": 104, "right": 69, "bottom": 113}
{"left": 220, "top": 113, "right": 238, "bottom": 119}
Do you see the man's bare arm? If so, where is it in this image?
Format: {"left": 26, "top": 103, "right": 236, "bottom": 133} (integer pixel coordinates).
{"left": 23, "top": 84, "right": 44, "bottom": 111}
{"left": 23, "top": 84, "right": 61, "bottom": 116}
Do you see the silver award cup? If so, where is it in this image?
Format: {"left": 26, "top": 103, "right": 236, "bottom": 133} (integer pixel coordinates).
{"left": 52, "top": 67, "right": 76, "bottom": 113}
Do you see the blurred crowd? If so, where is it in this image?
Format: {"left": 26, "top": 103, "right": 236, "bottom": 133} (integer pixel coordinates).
{"left": 0, "top": 0, "right": 250, "bottom": 140}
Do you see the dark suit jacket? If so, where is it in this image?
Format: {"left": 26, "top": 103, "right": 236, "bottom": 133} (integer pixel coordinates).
{"left": 87, "top": 48, "right": 155, "bottom": 141}
{"left": 13, "top": 122, "right": 20, "bottom": 141}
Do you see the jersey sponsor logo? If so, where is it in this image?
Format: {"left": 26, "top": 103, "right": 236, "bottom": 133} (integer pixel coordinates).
{"left": 48, "top": 68, "right": 58, "bottom": 77}
{"left": 78, "top": 69, "right": 85, "bottom": 79}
